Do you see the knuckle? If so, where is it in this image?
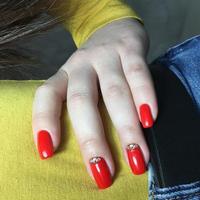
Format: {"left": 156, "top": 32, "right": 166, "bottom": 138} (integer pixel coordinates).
{"left": 75, "top": 48, "right": 88, "bottom": 58}
{"left": 35, "top": 84, "right": 49, "bottom": 95}
{"left": 117, "top": 38, "right": 143, "bottom": 57}
{"left": 32, "top": 111, "right": 48, "bottom": 121}
{"left": 126, "top": 62, "right": 146, "bottom": 77}
{"left": 119, "top": 125, "right": 138, "bottom": 135}
{"left": 68, "top": 91, "right": 90, "bottom": 107}
{"left": 95, "top": 44, "right": 110, "bottom": 52}
{"left": 118, "top": 125, "right": 140, "bottom": 140}
{"left": 91, "top": 44, "right": 114, "bottom": 59}
{"left": 118, "top": 36, "right": 132, "bottom": 46}
{"left": 57, "top": 68, "right": 68, "bottom": 79}
{"left": 118, "top": 37, "right": 136, "bottom": 50}
{"left": 35, "top": 84, "right": 63, "bottom": 100}
{"left": 68, "top": 49, "right": 89, "bottom": 66}
{"left": 79, "top": 138, "right": 100, "bottom": 151}
{"left": 105, "top": 83, "right": 125, "bottom": 98}
{"left": 32, "top": 110, "right": 58, "bottom": 123}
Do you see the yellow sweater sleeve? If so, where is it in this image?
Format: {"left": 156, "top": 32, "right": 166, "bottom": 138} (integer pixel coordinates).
{"left": 50, "top": 0, "right": 142, "bottom": 48}
{"left": 0, "top": 80, "right": 148, "bottom": 200}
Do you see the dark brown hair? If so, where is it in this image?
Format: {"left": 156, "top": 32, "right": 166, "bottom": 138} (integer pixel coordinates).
{"left": 0, "top": 0, "right": 65, "bottom": 78}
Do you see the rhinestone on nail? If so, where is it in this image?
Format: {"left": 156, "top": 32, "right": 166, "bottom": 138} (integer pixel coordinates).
{"left": 89, "top": 157, "right": 102, "bottom": 164}
{"left": 127, "top": 143, "right": 139, "bottom": 150}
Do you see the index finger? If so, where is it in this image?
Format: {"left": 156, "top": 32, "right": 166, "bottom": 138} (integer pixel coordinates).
{"left": 32, "top": 69, "right": 68, "bottom": 159}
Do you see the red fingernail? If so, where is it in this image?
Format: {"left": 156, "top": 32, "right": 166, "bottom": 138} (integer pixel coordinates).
{"left": 37, "top": 130, "right": 54, "bottom": 159}
{"left": 90, "top": 157, "right": 112, "bottom": 189}
{"left": 126, "top": 144, "right": 146, "bottom": 175}
{"left": 139, "top": 104, "right": 154, "bottom": 128}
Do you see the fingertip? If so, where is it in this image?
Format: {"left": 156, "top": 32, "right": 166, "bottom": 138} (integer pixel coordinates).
{"left": 150, "top": 95, "right": 159, "bottom": 122}
{"left": 82, "top": 151, "right": 115, "bottom": 189}
{"left": 37, "top": 130, "right": 54, "bottom": 160}
{"left": 33, "top": 126, "right": 61, "bottom": 160}
{"left": 139, "top": 101, "right": 159, "bottom": 128}
{"left": 139, "top": 104, "right": 154, "bottom": 128}
{"left": 89, "top": 156, "right": 113, "bottom": 189}
{"left": 125, "top": 143, "right": 149, "bottom": 175}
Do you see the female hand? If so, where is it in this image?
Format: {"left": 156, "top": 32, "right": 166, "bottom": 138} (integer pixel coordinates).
{"left": 32, "top": 18, "right": 158, "bottom": 189}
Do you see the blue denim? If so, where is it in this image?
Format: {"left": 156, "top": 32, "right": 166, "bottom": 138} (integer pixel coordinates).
{"left": 148, "top": 35, "right": 200, "bottom": 200}
{"left": 148, "top": 164, "right": 200, "bottom": 200}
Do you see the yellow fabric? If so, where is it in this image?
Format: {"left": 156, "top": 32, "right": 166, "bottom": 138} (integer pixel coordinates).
{"left": 0, "top": 80, "right": 148, "bottom": 200}
{"left": 51, "top": 0, "right": 142, "bottom": 47}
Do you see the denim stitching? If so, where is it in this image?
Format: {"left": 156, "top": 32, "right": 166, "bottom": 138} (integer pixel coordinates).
{"left": 152, "top": 181, "right": 200, "bottom": 195}
{"left": 150, "top": 186, "right": 200, "bottom": 200}
{"left": 148, "top": 127, "right": 200, "bottom": 200}
{"left": 165, "top": 192, "right": 200, "bottom": 200}
{"left": 150, "top": 191, "right": 200, "bottom": 200}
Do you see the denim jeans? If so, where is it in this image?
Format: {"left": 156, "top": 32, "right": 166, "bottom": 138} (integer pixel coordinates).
{"left": 148, "top": 35, "right": 200, "bottom": 200}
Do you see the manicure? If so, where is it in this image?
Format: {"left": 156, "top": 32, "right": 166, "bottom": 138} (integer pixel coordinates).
{"left": 37, "top": 130, "right": 54, "bottom": 159}
{"left": 126, "top": 144, "right": 146, "bottom": 175}
{"left": 139, "top": 104, "right": 154, "bottom": 128}
{"left": 89, "top": 157, "right": 112, "bottom": 189}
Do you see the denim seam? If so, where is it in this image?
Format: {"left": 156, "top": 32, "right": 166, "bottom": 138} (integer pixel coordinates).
{"left": 166, "top": 192, "right": 200, "bottom": 200}
{"left": 151, "top": 181, "right": 200, "bottom": 194}
{"left": 149, "top": 181, "right": 200, "bottom": 200}
{"left": 149, "top": 191, "right": 200, "bottom": 200}
{"left": 150, "top": 188, "right": 200, "bottom": 200}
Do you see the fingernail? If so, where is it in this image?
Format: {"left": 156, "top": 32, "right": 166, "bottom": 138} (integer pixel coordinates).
{"left": 89, "top": 157, "right": 112, "bottom": 189}
{"left": 126, "top": 144, "right": 146, "bottom": 175}
{"left": 37, "top": 130, "right": 54, "bottom": 159}
{"left": 139, "top": 104, "right": 154, "bottom": 128}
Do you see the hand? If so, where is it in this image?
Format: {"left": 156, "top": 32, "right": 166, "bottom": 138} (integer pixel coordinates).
{"left": 32, "top": 18, "right": 158, "bottom": 189}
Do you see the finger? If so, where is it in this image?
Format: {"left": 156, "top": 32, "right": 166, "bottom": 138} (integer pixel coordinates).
{"left": 93, "top": 50, "right": 149, "bottom": 175}
{"left": 66, "top": 64, "right": 114, "bottom": 189}
{"left": 119, "top": 49, "right": 158, "bottom": 128}
{"left": 32, "top": 69, "right": 68, "bottom": 159}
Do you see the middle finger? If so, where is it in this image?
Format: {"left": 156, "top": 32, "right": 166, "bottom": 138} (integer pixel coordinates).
{"left": 67, "top": 64, "right": 114, "bottom": 189}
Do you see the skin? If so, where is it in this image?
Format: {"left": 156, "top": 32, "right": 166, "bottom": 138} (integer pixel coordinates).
{"left": 32, "top": 18, "right": 158, "bottom": 179}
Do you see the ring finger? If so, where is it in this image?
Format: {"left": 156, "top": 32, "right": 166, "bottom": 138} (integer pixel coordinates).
{"left": 93, "top": 51, "right": 149, "bottom": 175}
